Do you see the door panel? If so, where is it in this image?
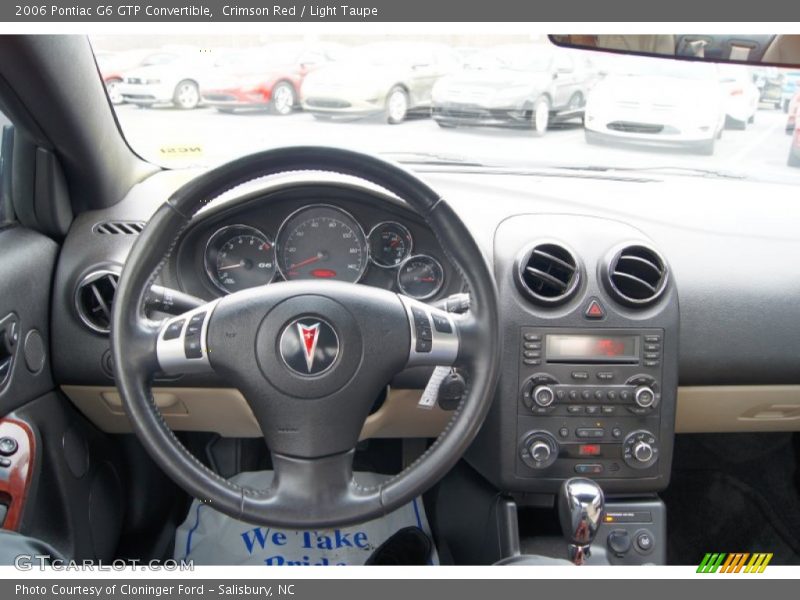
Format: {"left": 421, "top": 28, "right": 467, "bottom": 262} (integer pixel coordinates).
{"left": 0, "top": 225, "right": 58, "bottom": 415}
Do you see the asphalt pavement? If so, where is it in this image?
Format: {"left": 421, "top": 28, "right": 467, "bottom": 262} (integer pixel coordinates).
{"left": 116, "top": 103, "right": 800, "bottom": 185}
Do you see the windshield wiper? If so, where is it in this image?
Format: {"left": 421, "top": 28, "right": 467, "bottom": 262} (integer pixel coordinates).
{"left": 563, "top": 165, "right": 748, "bottom": 180}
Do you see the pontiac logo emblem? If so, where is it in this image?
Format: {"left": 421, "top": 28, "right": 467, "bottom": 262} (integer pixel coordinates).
{"left": 279, "top": 317, "right": 339, "bottom": 376}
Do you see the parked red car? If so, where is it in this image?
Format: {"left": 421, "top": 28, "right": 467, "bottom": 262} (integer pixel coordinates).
{"left": 201, "top": 43, "right": 343, "bottom": 115}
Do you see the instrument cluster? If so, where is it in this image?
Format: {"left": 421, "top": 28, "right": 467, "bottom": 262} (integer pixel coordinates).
{"left": 180, "top": 194, "right": 457, "bottom": 302}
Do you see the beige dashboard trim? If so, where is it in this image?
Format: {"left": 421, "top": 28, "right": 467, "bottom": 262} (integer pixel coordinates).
{"left": 676, "top": 385, "right": 800, "bottom": 433}
{"left": 60, "top": 385, "right": 454, "bottom": 439}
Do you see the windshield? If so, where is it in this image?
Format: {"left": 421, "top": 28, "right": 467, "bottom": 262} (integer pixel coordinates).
{"left": 92, "top": 34, "right": 800, "bottom": 186}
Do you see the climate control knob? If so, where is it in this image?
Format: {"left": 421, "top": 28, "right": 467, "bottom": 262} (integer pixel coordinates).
{"left": 634, "top": 386, "right": 657, "bottom": 408}
{"left": 533, "top": 385, "right": 555, "bottom": 407}
{"left": 520, "top": 431, "right": 559, "bottom": 470}
{"left": 633, "top": 441, "right": 654, "bottom": 463}
{"left": 622, "top": 430, "right": 659, "bottom": 469}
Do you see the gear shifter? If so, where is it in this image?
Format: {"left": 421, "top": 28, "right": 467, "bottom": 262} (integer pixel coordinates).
{"left": 558, "top": 477, "right": 605, "bottom": 565}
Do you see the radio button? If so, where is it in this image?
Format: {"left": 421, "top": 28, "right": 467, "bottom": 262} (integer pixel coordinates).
{"left": 581, "top": 390, "right": 592, "bottom": 401}
{"left": 585, "top": 405, "right": 600, "bottom": 415}
{"left": 523, "top": 333, "right": 542, "bottom": 342}
{"left": 644, "top": 335, "right": 661, "bottom": 343}
{"left": 612, "top": 427, "right": 623, "bottom": 439}
{"left": 644, "top": 360, "right": 660, "bottom": 367}
{"left": 635, "top": 386, "right": 656, "bottom": 408}
{"left": 606, "top": 390, "right": 617, "bottom": 401}
{"left": 576, "top": 427, "right": 604, "bottom": 438}
{"left": 601, "top": 406, "right": 616, "bottom": 415}
{"left": 559, "top": 427, "right": 569, "bottom": 438}
{"left": 597, "top": 372, "right": 615, "bottom": 380}
{"left": 523, "top": 342, "right": 542, "bottom": 350}
{"left": 523, "top": 358, "right": 542, "bottom": 365}
{"left": 556, "top": 390, "right": 566, "bottom": 401}
{"left": 644, "top": 343, "right": 660, "bottom": 352}
{"left": 567, "top": 405, "right": 583, "bottom": 414}
{"left": 571, "top": 371, "right": 589, "bottom": 380}
{"left": 594, "top": 390, "right": 604, "bottom": 401}
{"left": 568, "top": 390, "right": 578, "bottom": 401}
{"left": 644, "top": 352, "right": 660, "bottom": 360}
{"left": 620, "top": 390, "right": 631, "bottom": 402}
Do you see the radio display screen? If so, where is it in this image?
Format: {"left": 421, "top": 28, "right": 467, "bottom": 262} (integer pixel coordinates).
{"left": 546, "top": 334, "right": 639, "bottom": 363}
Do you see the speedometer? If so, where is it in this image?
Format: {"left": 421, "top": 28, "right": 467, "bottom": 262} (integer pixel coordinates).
{"left": 276, "top": 205, "right": 368, "bottom": 283}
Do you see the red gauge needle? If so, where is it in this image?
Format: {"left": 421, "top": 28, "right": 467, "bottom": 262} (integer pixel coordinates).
{"left": 289, "top": 255, "right": 322, "bottom": 270}
{"left": 419, "top": 277, "right": 436, "bottom": 282}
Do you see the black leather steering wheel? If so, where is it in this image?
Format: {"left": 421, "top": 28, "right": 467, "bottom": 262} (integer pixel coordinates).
{"left": 111, "top": 146, "right": 500, "bottom": 528}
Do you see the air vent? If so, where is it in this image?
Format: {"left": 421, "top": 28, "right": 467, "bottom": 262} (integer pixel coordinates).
{"left": 606, "top": 244, "right": 668, "bottom": 306}
{"left": 93, "top": 221, "right": 145, "bottom": 235}
{"left": 515, "top": 242, "right": 581, "bottom": 305}
{"left": 75, "top": 270, "right": 119, "bottom": 334}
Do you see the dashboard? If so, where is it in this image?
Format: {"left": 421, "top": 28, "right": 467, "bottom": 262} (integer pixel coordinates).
{"left": 50, "top": 166, "right": 800, "bottom": 502}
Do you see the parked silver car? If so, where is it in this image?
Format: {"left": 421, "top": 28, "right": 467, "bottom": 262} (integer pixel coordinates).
{"left": 301, "top": 42, "right": 461, "bottom": 124}
{"left": 431, "top": 45, "right": 598, "bottom": 135}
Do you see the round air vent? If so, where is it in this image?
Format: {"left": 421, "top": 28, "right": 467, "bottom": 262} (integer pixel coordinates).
{"left": 515, "top": 242, "right": 581, "bottom": 306}
{"left": 605, "top": 244, "right": 668, "bottom": 307}
{"left": 75, "top": 270, "right": 119, "bottom": 334}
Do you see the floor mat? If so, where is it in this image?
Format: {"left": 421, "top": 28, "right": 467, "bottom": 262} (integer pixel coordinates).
{"left": 174, "top": 471, "right": 439, "bottom": 565}
{"left": 662, "top": 433, "right": 800, "bottom": 565}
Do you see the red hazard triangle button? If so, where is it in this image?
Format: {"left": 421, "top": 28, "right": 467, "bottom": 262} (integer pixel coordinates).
{"left": 585, "top": 298, "right": 605, "bottom": 319}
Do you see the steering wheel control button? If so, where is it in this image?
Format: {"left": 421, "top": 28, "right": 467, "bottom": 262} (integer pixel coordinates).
{"left": 163, "top": 319, "right": 184, "bottom": 340}
{"left": 400, "top": 297, "right": 459, "bottom": 367}
{"left": 0, "top": 437, "right": 18, "bottom": 456}
{"left": 431, "top": 314, "right": 452, "bottom": 333}
{"left": 584, "top": 298, "right": 606, "bottom": 319}
{"left": 157, "top": 300, "right": 219, "bottom": 375}
{"left": 184, "top": 335, "right": 203, "bottom": 359}
{"left": 607, "top": 530, "right": 632, "bottom": 556}
{"left": 279, "top": 318, "right": 339, "bottom": 376}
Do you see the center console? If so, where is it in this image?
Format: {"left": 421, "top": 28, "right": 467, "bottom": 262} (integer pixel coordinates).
{"left": 465, "top": 213, "right": 679, "bottom": 564}
{"left": 517, "top": 327, "right": 667, "bottom": 482}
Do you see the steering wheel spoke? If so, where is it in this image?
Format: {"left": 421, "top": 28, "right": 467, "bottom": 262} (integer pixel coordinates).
{"left": 156, "top": 299, "right": 221, "bottom": 376}
{"left": 399, "top": 295, "right": 462, "bottom": 368}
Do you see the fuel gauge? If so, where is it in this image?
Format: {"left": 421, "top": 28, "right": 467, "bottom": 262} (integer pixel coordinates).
{"left": 369, "top": 222, "right": 413, "bottom": 268}
{"left": 397, "top": 254, "right": 444, "bottom": 300}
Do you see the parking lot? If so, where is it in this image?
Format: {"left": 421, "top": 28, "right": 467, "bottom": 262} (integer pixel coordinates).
{"left": 116, "top": 103, "right": 799, "bottom": 183}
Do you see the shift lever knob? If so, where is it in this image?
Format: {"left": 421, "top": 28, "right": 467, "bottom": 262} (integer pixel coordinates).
{"left": 558, "top": 477, "right": 605, "bottom": 565}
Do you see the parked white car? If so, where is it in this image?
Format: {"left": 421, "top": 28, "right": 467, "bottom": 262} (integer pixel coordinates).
{"left": 117, "top": 48, "right": 215, "bottom": 110}
{"left": 718, "top": 65, "right": 760, "bottom": 129}
{"left": 584, "top": 58, "right": 726, "bottom": 155}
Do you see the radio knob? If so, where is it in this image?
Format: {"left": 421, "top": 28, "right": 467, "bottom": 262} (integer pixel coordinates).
{"left": 634, "top": 386, "right": 656, "bottom": 408}
{"left": 633, "top": 441, "right": 654, "bottom": 463}
{"left": 533, "top": 385, "right": 555, "bottom": 407}
{"left": 529, "top": 441, "right": 552, "bottom": 463}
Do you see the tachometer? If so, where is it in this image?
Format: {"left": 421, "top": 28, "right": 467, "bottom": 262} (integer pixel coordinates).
{"left": 397, "top": 254, "right": 445, "bottom": 300}
{"left": 276, "top": 205, "right": 368, "bottom": 283}
{"left": 204, "top": 225, "right": 276, "bottom": 294}
{"left": 368, "top": 221, "right": 413, "bottom": 268}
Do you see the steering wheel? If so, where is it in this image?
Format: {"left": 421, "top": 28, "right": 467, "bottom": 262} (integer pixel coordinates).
{"left": 111, "top": 147, "right": 500, "bottom": 528}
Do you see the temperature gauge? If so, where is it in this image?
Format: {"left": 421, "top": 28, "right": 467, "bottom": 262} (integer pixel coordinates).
{"left": 397, "top": 254, "right": 444, "bottom": 300}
